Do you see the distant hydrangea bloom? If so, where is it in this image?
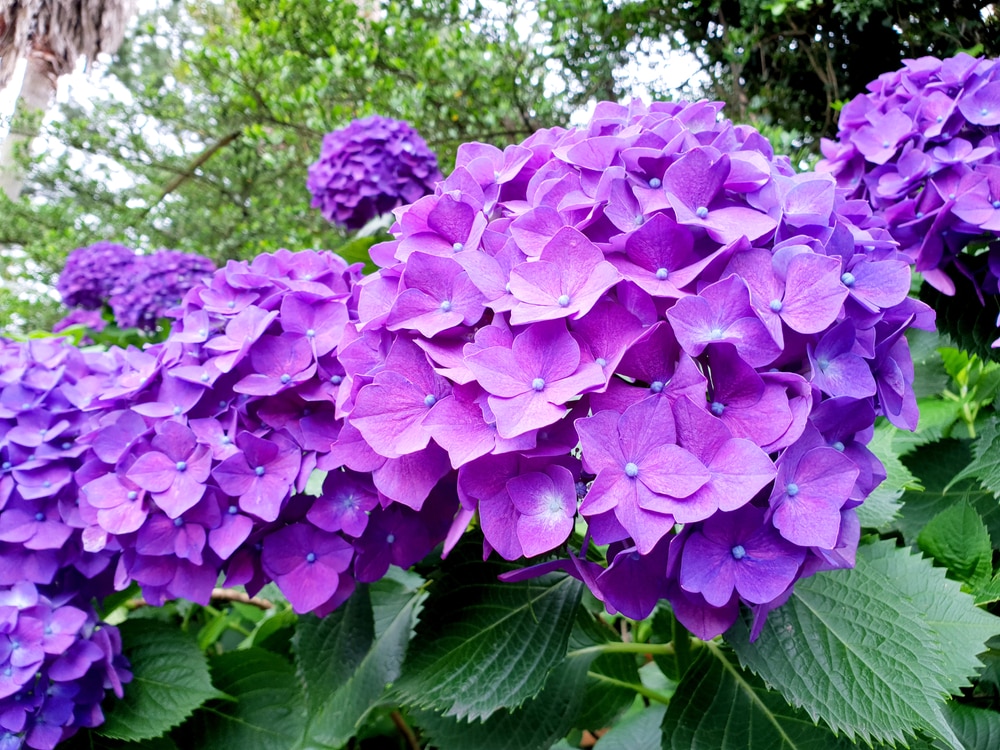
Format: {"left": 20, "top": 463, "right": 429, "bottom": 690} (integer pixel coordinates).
{"left": 108, "top": 249, "right": 216, "bottom": 331}
{"left": 307, "top": 115, "right": 442, "bottom": 230}
{"left": 818, "top": 53, "right": 1000, "bottom": 332}
{"left": 56, "top": 242, "right": 136, "bottom": 310}
{"left": 343, "top": 98, "right": 931, "bottom": 640}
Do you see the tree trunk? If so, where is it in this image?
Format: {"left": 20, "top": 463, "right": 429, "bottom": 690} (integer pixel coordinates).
{"left": 0, "top": 51, "right": 57, "bottom": 201}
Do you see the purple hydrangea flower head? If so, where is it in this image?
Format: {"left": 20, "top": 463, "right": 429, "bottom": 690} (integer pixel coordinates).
{"left": 343, "top": 96, "right": 931, "bottom": 640}
{"left": 307, "top": 115, "right": 442, "bottom": 230}
{"left": 108, "top": 249, "right": 216, "bottom": 331}
{"left": 819, "top": 53, "right": 1000, "bottom": 340}
{"left": 56, "top": 242, "right": 136, "bottom": 310}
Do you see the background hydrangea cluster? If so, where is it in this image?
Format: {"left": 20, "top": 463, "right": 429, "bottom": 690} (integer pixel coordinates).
{"left": 56, "top": 244, "right": 216, "bottom": 333}
{"left": 818, "top": 53, "right": 1000, "bottom": 341}
{"left": 76, "top": 249, "right": 456, "bottom": 615}
{"left": 306, "top": 115, "right": 442, "bottom": 230}
{"left": 341, "top": 98, "right": 930, "bottom": 639}
{"left": 0, "top": 338, "right": 131, "bottom": 750}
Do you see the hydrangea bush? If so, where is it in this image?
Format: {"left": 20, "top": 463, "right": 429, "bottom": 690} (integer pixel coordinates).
{"left": 56, "top": 242, "right": 136, "bottom": 311}
{"left": 4, "top": 95, "right": 1000, "bottom": 750}
{"left": 818, "top": 53, "right": 1000, "bottom": 348}
{"left": 306, "top": 115, "right": 442, "bottom": 230}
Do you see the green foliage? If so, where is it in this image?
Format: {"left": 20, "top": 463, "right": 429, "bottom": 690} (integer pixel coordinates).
{"left": 857, "top": 421, "right": 918, "bottom": 528}
{"left": 392, "top": 543, "right": 583, "bottom": 720}
{"left": 917, "top": 500, "right": 994, "bottom": 586}
{"left": 662, "top": 645, "right": 858, "bottom": 750}
{"left": 729, "top": 540, "right": 1000, "bottom": 747}
{"left": 98, "top": 620, "right": 224, "bottom": 742}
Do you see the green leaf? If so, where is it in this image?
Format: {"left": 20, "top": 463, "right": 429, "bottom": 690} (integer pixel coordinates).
{"left": 177, "top": 648, "right": 307, "bottom": 750}
{"left": 650, "top": 605, "right": 694, "bottom": 683}
{"left": 947, "top": 417, "right": 1000, "bottom": 495}
{"left": 593, "top": 705, "right": 666, "bottom": 750}
{"left": 890, "top": 397, "right": 962, "bottom": 456}
{"left": 892, "top": 440, "right": 1000, "bottom": 547}
{"left": 294, "top": 584, "right": 420, "bottom": 747}
{"left": 569, "top": 610, "right": 643, "bottom": 730}
{"left": 413, "top": 654, "right": 593, "bottom": 750}
{"left": 99, "top": 620, "right": 224, "bottom": 742}
{"left": 392, "top": 550, "right": 583, "bottom": 720}
{"left": 857, "top": 421, "right": 918, "bottom": 528}
{"left": 662, "top": 645, "right": 858, "bottom": 750}
{"left": 729, "top": 540, "right": 1000, "bottom": 747}
{"left": 972, "top": 572, "right": 1000, "bottom": 606}
{"left": 917, "top": 500, "right": 993, "bottom": 585}
{"left": 937, "top": 702, "right": 1000, "bottom": 750}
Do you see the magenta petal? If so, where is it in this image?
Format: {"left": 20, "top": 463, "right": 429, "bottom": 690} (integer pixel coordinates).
{"left": 126, "top": 452, "right": 178, "bottom": 494}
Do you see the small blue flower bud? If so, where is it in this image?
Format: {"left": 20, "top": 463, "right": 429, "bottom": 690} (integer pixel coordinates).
{"left": 331, "top": 375, "right": 343, "bottom": 385}
{"left": 648, "top": 177, "right": 662, "bottom": 188}
{"left": 280, "top": 373, "right": 292, "bottom": 384}
{"left": 174, "top": 517, "right": 184, "bottom": 527}
{"left": 128, "top": 491, "right": 138, "bottom": 500}
{"left": 655, "top": 267, "right": 669, "bottom": 280}
{"left": 695, "top": 206, "right": 709, "bottom": 218}
{"left": 769, "top": 299, "right": 783, "bottom": 312}
{"left": 731, "top": 544, "right": 747, "bottom": 560}
{"left": 453, "top": 242, "right": 464, "bottom": 252}
{"left": 557, "top": 294, "right": 571, "bottom": 307}
{"left": 386, "top": 533, "right": 396, "bottom": 544}
{"left": 176, "top": 461, "right": 187, "bottom": 472}
{"left": 424, "top": 394, "right": 437, "bottom": 407}
{"left": 832, "top": 441, "right": 845, "bottom": 452}
{"left": 228, "top": 505, "right": 238, "bottom": 514}
{"left": 306, "top": 552, "right": 316, "bottom": 563}
{"left": 595, "top": 357, "right": 607, "bottom": 367}
{"left": 200, "top": 372, "right": 210, "bottom": 382}
{"left": 34, "top": 512, "right": 44, "bottom": 522}
{"left": 710, "top": 401, "right": 725, "bottom": 416}
{"left": 786, "top": 482, "right": 799, "bottom": 496}
{"left": 306, "top": 328, "right": 316, "bottom": 338}
{"left": 440, "top": 300, "right": 453, "bottom": 312}
{"left": 255, "top": 466, "right": 265, "bottom": 476}
{"left": 650, "top": 380, "right": 664, "bottom": 393}
{"left": 841, "top": 272, "right": 856, "bottom": 287}
{"left": 624, "top": 462, "right": 639, "bottom": 478}
{"left": 532, "top": 377, "right": 545, "bottom": 391}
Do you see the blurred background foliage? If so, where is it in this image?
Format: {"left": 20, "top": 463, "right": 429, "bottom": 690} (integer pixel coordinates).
{"left": 0, "top": 0, "right": 997, "bottom": 332}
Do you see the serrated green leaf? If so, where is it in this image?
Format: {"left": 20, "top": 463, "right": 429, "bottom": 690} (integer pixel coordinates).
{"left": 890, "top": 398, "right": 962, "bottom": 456}
{"left": 568, "top": 610, "right": 643, "bottom": 730}
{"left": 662, "top": 645, "right": 858, "bottom": 750}
{"left": 729, "top": 541, "right": 1000, "bottom": 748}
{"left": 176, "top": 648, "right": 307, "bottom": 750}
{"left": 947, "top": 418, "right": 1000, "bottom": 496}
{"left": 935, "top": 702, "right": 1000, "bottom": 750}
{"left": 917, "top": 500, "right": 993, "bottom": 585}
{"left": 858, "top": 422, "right": 918, "bottom": 528}
{"left": 99, "top": 620, "right": 224, "bottom": 742}
{"left": 972, "top": 572, "right": 1000, "bottom": 606}
{"left": 294, "top": 584, "right": 420, "bottom": 747}
{"left": 593, "top": 705, "right": 666, "bottom": 750}
{"left": 892, "top": 440, "right": 1000, "bottom": 547}
{"left": 413, "top": 654, "right": 592, "bottom": 750}
{"left": 392, "top": 552, "right": 582, "bottom": 720}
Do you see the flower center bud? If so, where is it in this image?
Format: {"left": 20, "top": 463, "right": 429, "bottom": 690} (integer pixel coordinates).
{"left": 306, "top": 552, "right": 316, "bottom": 563}
{"left": 769, "top": 299, "right": 783, "bottom": 312}
{"left": 200, "top": 372, "right": 210, "bottom": 382}
{"left": 424, "top": 394, "right": 437, "bottom": 407}
{"left": 557, "top": 294, "right": 571, "bottom": 307}
{"left": 222, "top": 435, "right": 231, "bottom": 444}
{"left": 695, "top": 206, "right": 709, "bottom": 218}
{"left": 710, "top": 327, "right": 724, "bottom": 340}
{"left": 34, "top": 512, "right": 44, "bottom": 522}
{"left": 228, "top": 505, "right": 238, "bottom": 514}
{"left": 624, "top": 462, "right": 639, "bottom": 478}
{"left": 306, "top": 328, "right": 316, "bottom": 338}
{"left": 173, "top": 405, "right": 182, "bottom": 416}
{"left": 531, "top": 377, "right": 545, "bottom": 391}
{"left": 128, "top": 491, "right": 138, "bottom": 501}
{"left": 655, "top": 268, "right": 669, "bottom": 280}
{"left": 227, "top": 300, "right": 236, "bottom": 309}
{"left": 648, "top": 177, "right": 662, "bottom": 189}
{"left": 832, "top": 441, "right": 845, "bottom": 452}
{"left": 255, "top": 466, "right": 265, "bottom": 476}
{"left": 280, "top": 373, "right": 292, "bottom": 384}
{"left": 841, "top": 272, "right": 856, "bottom": 287}
{"left": 595, "top": 357, "right": 607, "bottom": 367}
{"left": 731, "top": 544, "right": 747, "bottom": 560}
{"left": 440, "top": 300, "right": 453, "bottom": 312}
{"left": 331, "top": 375, "right": 343, "bottom": 385}
{"left": 634, "top": 215, "right": 644, "bottom": 225}
{"left": 386, "top": 533, "right": 396, "bottom": 544}
{"left": 786, "top": 482, "right": 800, "bottom": 497}
{"left": 882, "top": 140, "right": 890, "bottom": 149}
{"left": 176, "top": 461, "right": 187, "bottom": 472}
{"left": 710, "top": 401, "right": 725, "bottom": 416}
{"left": 452, "top": 242, "right": 464, "bottom": 252}
{"left": 174, "top": 517, "right": 184, "bottom": 527}
{"left": 650, "top": 381, "right": 664, "bottom": 393}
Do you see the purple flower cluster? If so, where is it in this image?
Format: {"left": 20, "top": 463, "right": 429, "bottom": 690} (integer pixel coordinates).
{"left": 307, "top": 116, "right": 442, "bottom": 230}
{"left": 56, "top": 242, "right": 136, "bottom": 311}
{"left": 818, "top": 54, "right": 1000, "bottom": 313}
{"left": 342, "top": 99, "right": 931, "bottom": 639}
{"left": 108, "top": 249, "right": 216, "bottom": 332}
{"left": 78, "top": 250, "right": 457, "bottom": 615}
{"left": 0, "top": 338, "right": 130, "bottom": 749}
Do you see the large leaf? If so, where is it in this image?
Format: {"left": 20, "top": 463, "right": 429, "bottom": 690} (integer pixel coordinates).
{"left": 99, "top": 620, "right": 224, "bottom": 742}
{"left": 729, "top": 541, "right": 1000, "bottom": 747}
{"left": 947, "top": 417, "right": 1000, "bottom": 497}
{"left": 662, "top": 645, "right": 858, "bottom": 750}
{"left": 294, "top": 583, "right": 421, "bottom": 747}
{"left": 177, "top": 648, "right": 307, "bottom": 750}
{"left": 392, "top": 549, "right": 583, "bottom": 720}
{"left": 917, "top": 500, "right": 993, "bottom": 585}
{"left": 936, "top": 703, "right": 1000, "bottom": 750}
{"left": 569, "top": 610, "right": 644, "bottom": 731}
{"left": 413, "top": 654, "right": 592, "bottom": 750}
{"left": 893, "top": 440, "right": 1000, "bottom": 547}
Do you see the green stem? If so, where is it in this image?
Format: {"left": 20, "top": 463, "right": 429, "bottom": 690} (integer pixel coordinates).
{"left": 585, "top": 671, "right": 673, "bottom": 706}
{"left": 567, "top": 641, "right": 680, "bottom": 658}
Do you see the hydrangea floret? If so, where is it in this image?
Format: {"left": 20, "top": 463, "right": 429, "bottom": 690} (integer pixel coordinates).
{"left": 818, "top": 53, "right": 1000, "bottom": 341}
{"left": 107, "top": 249, "right": 217, "bottom": 331}
{"left": 340, "top": 98, "right": 929, "bottom": 640}
{"left": 307, "top": 115, "right": 442, "bottom": 230}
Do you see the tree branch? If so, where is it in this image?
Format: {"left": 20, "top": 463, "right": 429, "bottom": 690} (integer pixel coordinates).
{"left": 143, "top": 130, "right": 242, "bottom": 214}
